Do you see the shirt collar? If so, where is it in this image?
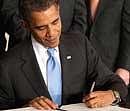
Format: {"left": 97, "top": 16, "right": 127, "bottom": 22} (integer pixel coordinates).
{"left": 31, "top": 35, "right": 59, "bottom": 54}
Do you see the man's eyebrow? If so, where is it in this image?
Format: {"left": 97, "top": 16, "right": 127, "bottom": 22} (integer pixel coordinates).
{"left": 51, "top": 17, "right": 59, "bottom": 24}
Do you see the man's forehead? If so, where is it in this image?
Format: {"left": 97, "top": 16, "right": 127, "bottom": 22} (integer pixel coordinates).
{"left": 29, "top": 5, "right": 60, "bottom": 26}
{"left": 31, "top": 5, "right": 59, "bottom": 17}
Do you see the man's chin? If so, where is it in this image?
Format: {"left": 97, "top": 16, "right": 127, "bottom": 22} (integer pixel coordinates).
{"left": 47, "top": 42, "right": 59, "bottom": 48}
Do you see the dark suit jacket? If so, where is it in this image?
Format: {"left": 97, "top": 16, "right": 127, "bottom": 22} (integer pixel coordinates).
{"left": 86, "top": 0, "right": 130, "bottom": 71}
{"left": 0, "top": 33, "right": 127, "bottom": 109}
{"left": 60, "top": 0, "right": 87, "bottom": 34}
{"left": 0, "top": 0, "right": 29, "bottom": 54}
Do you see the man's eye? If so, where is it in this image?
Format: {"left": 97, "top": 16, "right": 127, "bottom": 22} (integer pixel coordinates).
{"left": 35, "top": 27, "right": 46, "bottom": 31}
{"left": 38, "top": 27, "right": 46, "bottom": 30}
{"left": 52, "top": 19, "right": 59, "bottom": 25}
{"left": 53, "top": 21, "right": 58, "bottom": 25}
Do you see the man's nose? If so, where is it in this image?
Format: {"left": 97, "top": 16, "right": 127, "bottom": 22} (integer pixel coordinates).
{"left": 46, "top": 25, "right": 54, "bottom": 37}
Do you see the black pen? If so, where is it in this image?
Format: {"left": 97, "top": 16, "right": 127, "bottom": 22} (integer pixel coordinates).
{"left": 56, "top": 108, "right": 67, "bottom": 111}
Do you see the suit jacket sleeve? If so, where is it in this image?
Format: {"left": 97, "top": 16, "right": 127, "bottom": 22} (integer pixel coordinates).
{"left": 116, "top": 0, "right": 130, "bottom": 71}
{"left": 69, "top": 0, "right": 87, "bottom": 34}
{"left": 85, "top": 37, "right": 128, "bottom": 102}
{"left": 0, "top": 61, "right": 16, "bottom": 110}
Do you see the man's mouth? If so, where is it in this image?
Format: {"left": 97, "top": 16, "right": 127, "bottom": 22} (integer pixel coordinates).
{"left": 46, "top": 37, "right": 57, "bottom": 42}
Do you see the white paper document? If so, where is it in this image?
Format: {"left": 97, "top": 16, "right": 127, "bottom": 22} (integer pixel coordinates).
{"left": 3, "top": 103, "right": 130, "bottom": 111}
{"left": 61, "top": 103, "right": 130, "bottom": 111}
{"left": 3, "top": 107, "right": 41, "bottom": 111}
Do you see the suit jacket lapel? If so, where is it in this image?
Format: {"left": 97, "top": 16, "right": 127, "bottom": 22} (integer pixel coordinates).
{"left": 59, "top": 41, "right": 68, "bottom": 92}
{"left": 59, "top": 35, "right": 74, "bottom": 99}
{"left": 59, "top": 43, "right": 68, "bottom": 78}
{"left": 21, "top": 40, "right": 51, "bottom": 99}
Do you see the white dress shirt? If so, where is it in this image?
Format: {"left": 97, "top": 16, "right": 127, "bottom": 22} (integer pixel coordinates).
{"left": 31, "top": 36, "right": 61, "bottom": 85}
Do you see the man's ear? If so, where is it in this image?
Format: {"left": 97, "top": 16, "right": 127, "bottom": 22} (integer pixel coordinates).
{"left": 20, "top": 19, "right": 29, "bottom": 29}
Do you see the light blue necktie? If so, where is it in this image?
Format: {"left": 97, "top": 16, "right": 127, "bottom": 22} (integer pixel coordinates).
{"left": 47, "top": 48, "right": 62, "bottom": 105}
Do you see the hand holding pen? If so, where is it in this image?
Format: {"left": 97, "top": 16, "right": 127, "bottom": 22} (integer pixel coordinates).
{"left": 82, "top": 81, "right": 95, "bottom": 102}
{"left": 83, "top": 81, "right": 115, "bottom": 108}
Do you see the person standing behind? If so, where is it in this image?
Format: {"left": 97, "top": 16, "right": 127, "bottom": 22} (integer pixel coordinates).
{"left": 86, "top": 0, "right": 130, "bottom": 86}
{"left": 85, "top": 0, "right": 130, "bottom": 103}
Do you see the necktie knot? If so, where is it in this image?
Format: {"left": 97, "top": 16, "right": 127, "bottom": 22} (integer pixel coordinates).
{"left": 47, "top": 48, "right": 55, "bottom": 56}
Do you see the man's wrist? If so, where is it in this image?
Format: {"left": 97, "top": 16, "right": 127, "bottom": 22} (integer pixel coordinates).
{"left": 111, "top": 90, "right": 121, "bottom": 106}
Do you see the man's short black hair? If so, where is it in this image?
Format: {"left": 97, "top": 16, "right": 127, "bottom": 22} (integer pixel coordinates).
{"left": 19, "top": 0, "right": 59, "bottom": 21}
